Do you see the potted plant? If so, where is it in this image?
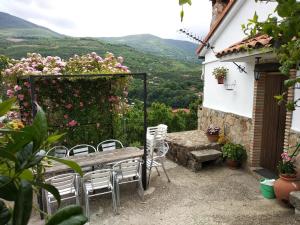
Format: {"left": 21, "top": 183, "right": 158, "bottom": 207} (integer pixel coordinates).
{"left": 206, "top": 125, "right": 220, "bottom": 142}
{"left": 273, "top": 144, "right": 300, "bottom": 204}
{"left": 222, "top": 143, "right": 247, "bottom": 169}
{"left": 212, "top": 66, "right": 228, "bottom": 84}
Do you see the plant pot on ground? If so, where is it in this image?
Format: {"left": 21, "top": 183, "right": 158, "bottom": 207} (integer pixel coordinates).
{"left": 222, "top": 143, "right": 247, "bottom": 169}
{"left": 274, "top": 145, "right": 300, "bottom": 204}
{"left": 212, "top": 66, "right": 228, "bottom": 84}
{"left": 206, "top": 125, "right": 220, "bottom": 143}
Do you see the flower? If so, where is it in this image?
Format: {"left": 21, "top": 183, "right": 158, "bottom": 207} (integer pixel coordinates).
{"left": 68, "top": 120, "right": 77, "bottom": 127}
{"left": 14, "top": 85, "right": 22, "bottom": 91}
{"left": 206, "top": 125, "right": 221, "bottom": 135}
{"left": 65, "top": 103, "right": 73, "bottom": 109}
{"left": 18, "top": 94, "right": 25, "bottom": 101}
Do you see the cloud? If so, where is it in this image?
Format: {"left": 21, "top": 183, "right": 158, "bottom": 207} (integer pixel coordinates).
{"left": 0, "top": 0, "right": 211, "bottom": 40}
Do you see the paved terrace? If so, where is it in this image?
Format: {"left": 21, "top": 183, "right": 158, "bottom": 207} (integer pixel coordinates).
{"left": 30, "top": 131, "right": 299, "bottom": 225}
{"left": 31, "top": 161, "right": 298, "bottom": 225}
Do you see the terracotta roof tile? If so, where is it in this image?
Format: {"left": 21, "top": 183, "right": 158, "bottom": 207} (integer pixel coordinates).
{"left": 216, "top": 34, "right": 273, "bottom": 58}
{"left": 196, "top": 0, "right": 236, "bottom": 55}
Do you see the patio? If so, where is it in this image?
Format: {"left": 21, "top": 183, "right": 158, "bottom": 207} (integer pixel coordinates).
{"left": 30, "top": 160, "right": 298, "bottom": 225}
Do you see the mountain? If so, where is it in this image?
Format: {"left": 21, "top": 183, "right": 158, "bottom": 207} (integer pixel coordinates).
{"left": 99, "top": 34, "right": 199, "bottom": 63}
{"left": 0, "top": 12, "right": 202, "bottom": 108}
{"left": 0, "top": 12, "right": 63, "bottom": 38}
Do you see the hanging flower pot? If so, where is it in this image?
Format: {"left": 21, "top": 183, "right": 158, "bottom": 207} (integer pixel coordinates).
{"left": 212, "top": 66, "right": 228, "bottom": 85}
{"left": 217, "top": 76, "right": 225, "bottom": 84}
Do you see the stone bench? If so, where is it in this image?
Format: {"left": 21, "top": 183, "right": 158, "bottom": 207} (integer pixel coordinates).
{"left": 187, "top": 149, "right": 222, "bottom": 172}
{"left": 290, "top": 191, "right": 300, "bottom": 218}
{"left": 166, "top": 130, "right": 222, "bottom": 171}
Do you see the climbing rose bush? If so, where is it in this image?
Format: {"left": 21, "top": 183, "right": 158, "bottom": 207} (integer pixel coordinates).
{"left": 3, "top": 52, "right": 129, "bottom": 98}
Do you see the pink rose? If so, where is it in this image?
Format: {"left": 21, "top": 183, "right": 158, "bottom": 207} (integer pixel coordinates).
{"left": 65, "top": 104, "right": 73, "bottom": 109}
{"left": 68, "top": 120, "right": 77, "bottom": 127}
{"left": 14, "top": 85, "right": 22, "bottom": 91}
{"left": 64, "top": 114, "right": 69, "bottom": 119}
{"left": 18, "top": 94, "right": 25, "bottom": 101}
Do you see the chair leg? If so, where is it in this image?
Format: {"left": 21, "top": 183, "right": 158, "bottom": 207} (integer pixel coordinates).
{"left": 155, "top": 167, "right": 160, "bottom": 176}
{"left": 161, "top": 162, "right": 171, "bottom": 182}
{"left": 112, "top": 189, "right": 118, "bottom": 215}
{"left": 46, "top": 199, "right": 51, "bottom": 215}
{"left": 138, "top": 179, "right": 144, "bottom": 202}
{"left": 147, "top": 160, "right": 154, "bottom": 187}
{"left": 85, "top": 194, "right": 90, "bottom": 220}
{"left": 116, "top": 181, "right": 120, "bottom": 207}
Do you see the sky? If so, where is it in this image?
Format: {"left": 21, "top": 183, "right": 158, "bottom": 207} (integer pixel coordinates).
{"left": 0, "top": 0, "right": 212, "bottom": 41}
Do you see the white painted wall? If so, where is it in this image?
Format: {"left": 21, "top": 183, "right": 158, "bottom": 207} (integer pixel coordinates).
{"left": 202, "top": 0, "right": 277, "bottom": 118}
{"left": 292, "top": 70, "right": 300, "bottom": 132}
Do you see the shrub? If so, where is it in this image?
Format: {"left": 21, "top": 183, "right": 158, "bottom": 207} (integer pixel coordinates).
{"left": 222, "top": 143, "right": 247, "bottom": 162}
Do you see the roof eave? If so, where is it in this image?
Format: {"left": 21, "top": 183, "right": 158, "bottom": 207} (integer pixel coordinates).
{"left": 197, "top": 0, "right": 244, "bottom": 56}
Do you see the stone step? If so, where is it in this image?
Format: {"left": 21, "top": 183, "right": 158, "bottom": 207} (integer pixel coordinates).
{"left": 290, "top": 191, "right": 300, "bottom": 217}
{"left": 191, "top": 149, "right": 222, "bottom": 163}
{"left": 187, "top": 149, "right": 222, "bottom": 172}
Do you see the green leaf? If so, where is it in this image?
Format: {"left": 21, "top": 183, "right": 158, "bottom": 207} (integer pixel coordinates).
{"left": 0, "top": 97, "right": 16, "bottom": 117}
{"left": 0, "top": 200, "right": 11, "bottom": 225}
{"left": 30, "top": 104, "right": 48, "bottom": 152}
{"left": 13, "top": 180, "right": 33, "bottom": 225}
{"left": 19, "top": 169, "right": 34, "bottom": 181}
{"left": 47, "top": 156, "right": 83, "bottom": 176}
{"left": 0, "top": 176, "right": 18, "bottom": 201}
{"left": 46, "top": 205, "right": 87, "bottom": 225}
{"left": 179, "top": 0, "right": 192, "bottom": 6}
{"left": 180, "top": 8, "right": 184, "bottom": 22}
{"left": 35, "top": 183, "right": 61, "bottom": 207}
{"left": 16, "top": 142, "right": 33, "bottom": 171}
{"left": 0, "top": 148, "right": 16, "bottom": 162}
{"left": 45, "top": 133, "right": 66, "bottom": 145}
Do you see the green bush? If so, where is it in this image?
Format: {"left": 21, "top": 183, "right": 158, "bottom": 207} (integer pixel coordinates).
{"left": 222, "top": 143, "right": 247, "bottom": 162}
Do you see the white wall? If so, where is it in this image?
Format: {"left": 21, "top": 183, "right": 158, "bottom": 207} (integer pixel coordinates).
{"left": 202, "top": 0, "right": 277, "bottom": 118}
{"left": 292, "top": 70, "right": 300, "bottom": 132}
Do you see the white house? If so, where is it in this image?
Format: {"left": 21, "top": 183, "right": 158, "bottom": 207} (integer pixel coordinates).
{"left": 197, "top": 0, "right": 300, "bottom": 173}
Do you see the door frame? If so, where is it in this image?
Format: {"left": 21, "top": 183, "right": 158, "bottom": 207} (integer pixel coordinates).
{"left": 249, "top": 67, "right": 289, "bottom": 170}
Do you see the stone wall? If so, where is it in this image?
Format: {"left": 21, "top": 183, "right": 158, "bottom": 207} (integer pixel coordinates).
{"left": 288, "top": 129, "right": 300, "bottom": 149}
{"left": 198, "top": 107, "right": 252, "bottom": 153}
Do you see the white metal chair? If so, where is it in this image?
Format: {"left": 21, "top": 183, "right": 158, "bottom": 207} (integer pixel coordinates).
{"left": 82, "top": 169, "right": 117, "bottom": 219}
{"left": 68, "top": 144, "right": 97, "bottom": 172}
{"left": 47, "top": 146, "right": 68, "bottom": 158}
{"left": 44, "top": 173, "right": 79, "bottom": 215}
{"left": 147, "top": 141, "right": 171, "bottom": 186}
{"left": 147, "top": 124, "right": 168, "bottom": 149}
{"left": 96, "top": 139, "right": 124, "bottom": 152}
{"left": 68, "top": 144, "right": 97, "bottom": 156}
{"left": 112, "top": 158, "right": 144, "bottom": 213}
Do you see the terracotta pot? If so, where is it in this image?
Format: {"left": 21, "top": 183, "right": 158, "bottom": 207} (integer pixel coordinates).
{"left": 273, "top": 174, "right": 300, "bottom": 204}
{"left": 226, "top": 159, "right": 241, "bottom": 169}
{"left": 206, "top": 134, "right": 219, "bottom": 143}
{"left": 217, "top": 77, "right": 224, "bottom": 84}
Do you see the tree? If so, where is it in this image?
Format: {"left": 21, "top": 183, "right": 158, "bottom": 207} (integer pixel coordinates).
{"left": 243, "top": 0, "right": 300, "bottom": 111}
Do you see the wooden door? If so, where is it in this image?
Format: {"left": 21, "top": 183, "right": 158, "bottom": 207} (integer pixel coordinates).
{"left": 260, "top": 74, "right": 287, "bottom": 172}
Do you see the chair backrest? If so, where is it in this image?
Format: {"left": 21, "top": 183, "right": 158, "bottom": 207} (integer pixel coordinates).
{"left": 147, "top": 126, "right": 158, "bottom": 137}
{"left": 146, "top": 138, "right": 155, "bottom": 156}
{"left": 83, "top": 169, "right": 111, "bottom": 190}
{"left": 46, "top": 173, "right": 77, "bottom": 193}
{"left": 47, "top": 146, "right": 68, "bottom": 158}
{"left": 113, "top": 158, "right": 141, "bottom": 178}
{"left": 68, "top": 144, "right": 96, "bottom": 156}
{"left": 97, "top": 139, "right": 124, "bottom": 152}
{"left": 157, "top": 141, "right": 169, "bottom": 158}
{"left": 153, "top": 124, "right": 168, "bottom": 148}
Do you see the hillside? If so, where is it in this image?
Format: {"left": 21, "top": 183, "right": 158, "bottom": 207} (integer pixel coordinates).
{"left": 99, "top": 34, "right": 199, "bottom": 63}
{"left": 0, "top": 12, "right": 63, "bottom": 38}
{"left": 0, "top": 12, "right": 202, "bottom": 108}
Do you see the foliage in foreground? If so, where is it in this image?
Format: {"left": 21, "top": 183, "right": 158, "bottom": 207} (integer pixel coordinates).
{"left": 0, "top": 98, "right": 87, "bottom": 225}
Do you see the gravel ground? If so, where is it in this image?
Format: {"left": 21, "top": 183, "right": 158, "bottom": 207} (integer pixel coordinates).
{"left": 31, "top": 161, "right": 299, "bottom": 225}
